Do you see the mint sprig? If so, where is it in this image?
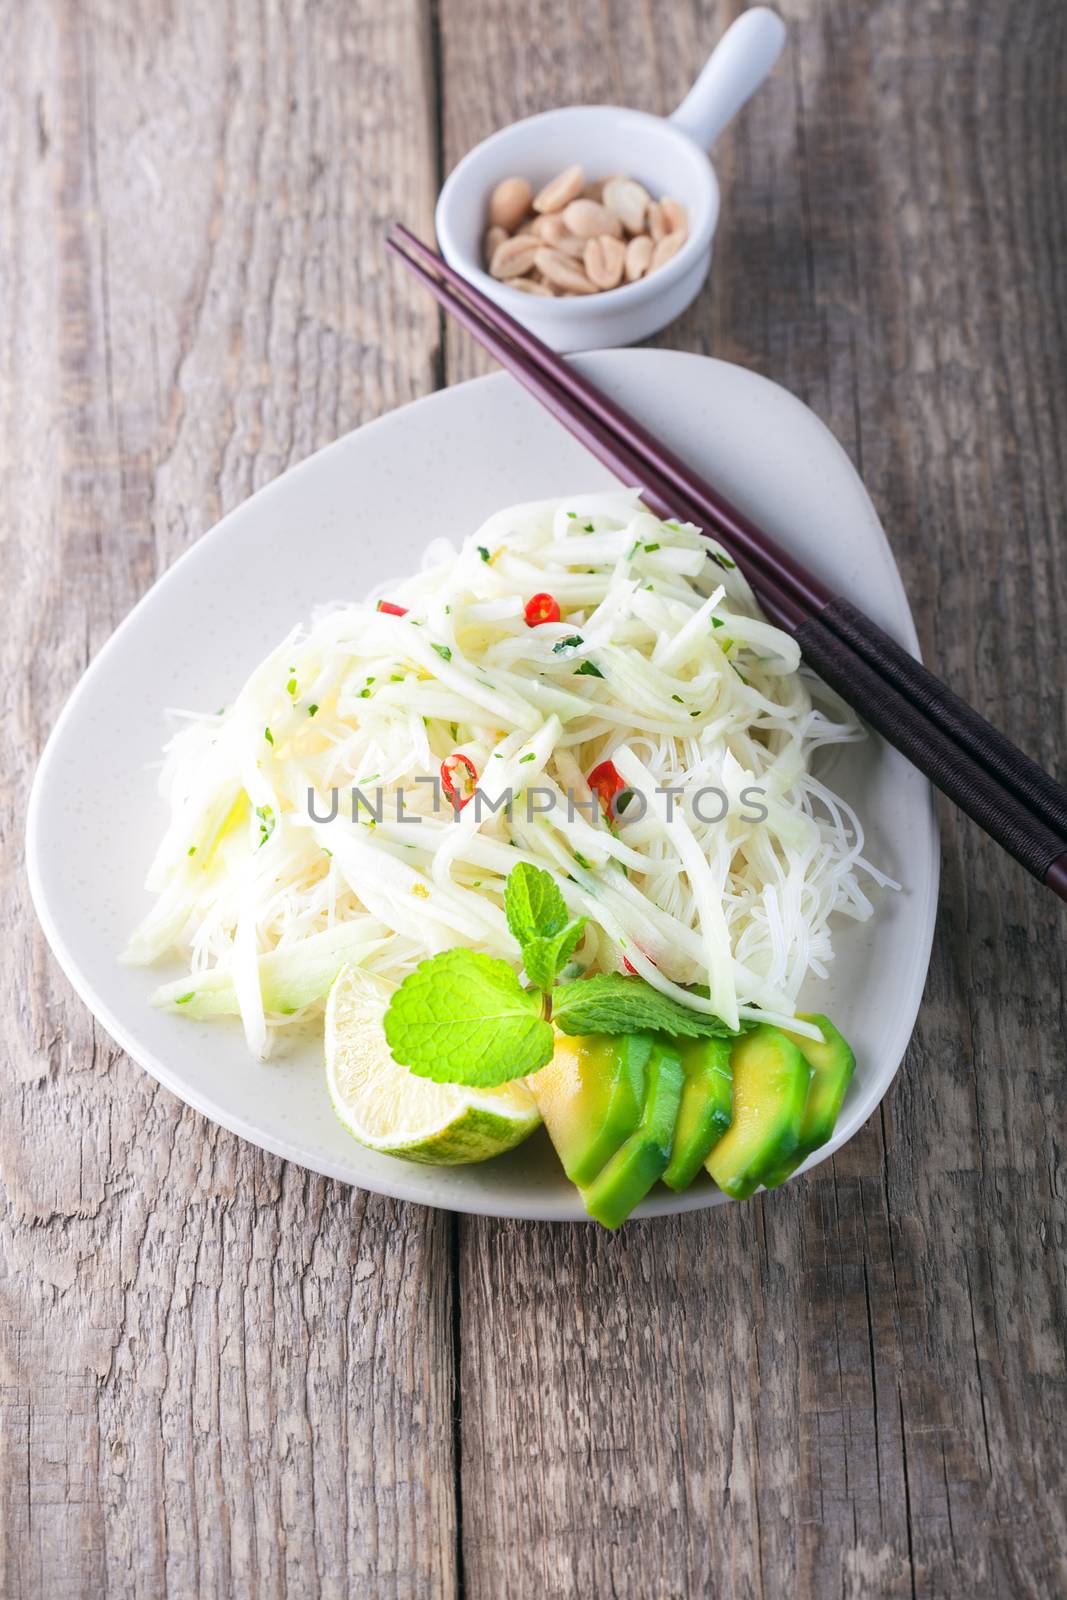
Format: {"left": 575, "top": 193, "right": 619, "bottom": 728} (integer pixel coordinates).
{"left": 383, "top": 949, "right": 553, "bottom": 1086}
{"left": 552, "top": 973, "right": 739, "bottom": 1039}
{"left": 504, "top": 860, "right": 568, "bottom": 946}
{"left": 522, "top": 919, "right": 586, "bottom": 991}
{"left": 382, "top": 863, "right": 736, "bottom": 1087}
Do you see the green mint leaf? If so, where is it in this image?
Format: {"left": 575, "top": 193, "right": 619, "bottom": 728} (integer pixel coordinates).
{"left": 522, "top": 917, "right": 586, "bottom": 990}
{"left": 504, "top": 862, "right": 569, "bottom": 950}
{"left": 552, "top": 973, "right": 740, "bottom": 1039}
{"left": 383, "top": 949, "right": 552, "bottom": 1086}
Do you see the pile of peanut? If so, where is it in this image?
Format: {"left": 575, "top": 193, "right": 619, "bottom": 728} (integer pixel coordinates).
{"left": 483, "top": 166, "right": 689, "bottom": 297}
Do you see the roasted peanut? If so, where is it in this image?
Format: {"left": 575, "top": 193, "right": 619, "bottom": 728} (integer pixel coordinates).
{"left": 584, "top": 234, "right": 625, "bottom": 290}
{"left": 603, "top": 177, "right": 651, "bottom": 235}
{"left": 489, "top": 176, "right": 534, "bottom": 232}
{"left": 489, "top": 234, "right": 541, "bottom": 279}
{"left": 561, "top": 199, "right": 623, "bottom": 240}
{"left": 534, "top": 246, "right": 598, "bottom": 294}
{"left": 532, "top": 165, "right": 584, "bottom": 213}
{"left": 650, "top": 230, "right": 686, "bottom": 272}
{"left": 624, "top": 234, "right": 654, "bottom": 281}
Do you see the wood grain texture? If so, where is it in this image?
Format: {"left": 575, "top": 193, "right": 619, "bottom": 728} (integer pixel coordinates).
{"left": 0, "top": 3, "right": 456, "bottom": 1598}
{"left": 441, "top": 0, "right": 1067, "bottom": 1596}
{"left": 3, "top": 0, "right": 1067, "bottom": 1596}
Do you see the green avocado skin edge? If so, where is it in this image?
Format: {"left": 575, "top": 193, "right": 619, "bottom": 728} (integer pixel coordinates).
{"left": 662, "top": 1035, "right": 734, "bottom": 1191}
{"left": 580, "top": 1042, "right": 685, "bottom": 1228}
{"left": 760, "top": 1014, "right": 856, "bottom": 1189}
{"left": 705, "top": 1024, "right": 811, "bottom": 1200}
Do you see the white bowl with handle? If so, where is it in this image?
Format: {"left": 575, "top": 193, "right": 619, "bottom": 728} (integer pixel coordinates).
{"left": 434, "top": 7, "right": 786, "bottom": 353}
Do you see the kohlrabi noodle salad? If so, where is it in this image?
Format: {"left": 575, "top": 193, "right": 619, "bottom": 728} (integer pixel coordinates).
{"left": 127, "top": 491, "right": 893, "bottom": 1221}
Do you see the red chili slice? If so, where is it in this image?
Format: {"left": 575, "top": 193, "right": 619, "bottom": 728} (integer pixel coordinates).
{"left": 524, "top": 592, "right": 561, "bottom": 627}
{"left": 587, "top": 759, "right": 624, "bottom": 814}
{"left": 377, "top": 599, "right": 408, "bottom": 616}
{"left": 623, "top": 952, "right": 656, "bottom": 976}
{"left": 441, "top": 752, "right": 478, "bottom": 809}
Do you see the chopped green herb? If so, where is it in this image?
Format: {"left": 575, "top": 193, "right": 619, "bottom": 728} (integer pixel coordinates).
{"left": 671, "top": 694, "right": 683, "bottom": 704}
{"left": 308, "top": 703, "right": 319, "bottom": 716}
{"left": 665, "top": 520, "right": 681, "bottom": 531}
{"left": 286, "top": 676, "right": 297, "bottom": 696}
{"left": 573, "top": 852, "right": 592, "bottom": 869}
{"left": 477, "top": 545, "right": 490, "bottom": 562}
{"left": 628, "top": 539, "right": 641, "bottom": 558}
{"left": 566, "top": 510, "right": 577, "bottom": 519}
{"left": 690, "top": 710, "right": 701, "bottom": 718}
{"left": 390, "top": 674, "right": 404, "bottom": 683}
{"left": 574, "top": 660, "right": 604, "bottom": 678}
{"left": 187, "top": 845, "right": 197, "bottom": 856}
{"left": 553, "top": 635, "right": 583, "bottom": 654}
{"left": 519, "top": 752, "right": 536, "bottom": 764}
{"left": 712, "top": 551, "right": 737, "bottom": 570}
{"left": 584, "top": 522, "right": 594, "bottom": 533}
{"left": 264, "top": 726, "right": 274, "bottom": 745}
{"left": 712, "top": 617, "right": 725, "bottom": 629}
{"left": 643, "top": 542, "right": 660, "bottom": 553}
{"left": 255, "top": 804, "right": 276, "bottom": 848}
{"left": 322, "top": 846, "right": 333, "bottom": 858}
{"left": 432, "top": 643, "right": 452, "bottom": 663}
{"left": 359, "top": 688, "right": 371, "bottom": 699}
{"left": 175, "top": 992, "right": 195, "bottom": 1005}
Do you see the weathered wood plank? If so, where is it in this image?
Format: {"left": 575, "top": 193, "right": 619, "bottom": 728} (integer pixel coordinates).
{"left": 0, "top": 3, "right": 456, "bottom": 1597}
{"left": 440, "top": 0, "right": 1067, "bottom": 1596}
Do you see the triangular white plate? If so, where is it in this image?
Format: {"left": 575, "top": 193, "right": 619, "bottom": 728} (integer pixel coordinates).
{"left": 27, "top": 351, "right": 938, "bottom": 1220}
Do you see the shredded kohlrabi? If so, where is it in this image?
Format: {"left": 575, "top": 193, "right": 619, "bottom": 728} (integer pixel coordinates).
{"left": 126, "top": 491, "right": 896, "bottom": 1056}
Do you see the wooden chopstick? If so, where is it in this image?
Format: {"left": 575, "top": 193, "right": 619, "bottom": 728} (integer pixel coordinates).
{"left": 391, "top": 224, "right": 1067, "bottom": 852}
{"left": 385, "top": 227, "right": 1067, "bottom": 903}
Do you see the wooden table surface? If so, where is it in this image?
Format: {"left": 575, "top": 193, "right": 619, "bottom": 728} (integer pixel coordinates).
{"left": 3, "top": 2, "right": 1066, "bottom": 1596}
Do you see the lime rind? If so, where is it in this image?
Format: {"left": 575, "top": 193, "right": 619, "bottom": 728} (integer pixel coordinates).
{"left": 326, "top": 965, "right": 540, "bottom": 1165}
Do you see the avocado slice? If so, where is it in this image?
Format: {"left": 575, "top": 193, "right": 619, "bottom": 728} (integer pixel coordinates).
{"left": 761, "top": 1014, "right": 856, "bottom": 1188}
{"left": 662, "top": 1035, "right": 734, "bottom": 1191}
{"left": 580, "top": 1040, "right": 685, "bottom": 1228}
{"left": 705, "top": 1024, "right": 811, "bottom": 1200}
{"left": 532, "top": 1032, "right": 652, "bottom": 1186}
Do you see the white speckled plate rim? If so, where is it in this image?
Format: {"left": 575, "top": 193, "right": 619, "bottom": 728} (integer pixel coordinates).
{"left": 26, "top": 350, "right": 940, "bottom": 1221}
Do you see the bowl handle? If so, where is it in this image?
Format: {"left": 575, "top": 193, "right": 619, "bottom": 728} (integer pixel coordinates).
{"left": 669, "top": 8, "right": 786, "bottom": 150}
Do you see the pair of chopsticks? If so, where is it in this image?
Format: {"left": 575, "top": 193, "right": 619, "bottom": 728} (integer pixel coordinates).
{"left": 385, "top": 222, "right": 1067, "bottom": 904}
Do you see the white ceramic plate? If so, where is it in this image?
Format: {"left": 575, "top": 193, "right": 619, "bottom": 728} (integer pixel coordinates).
{"left": 27, "top": 351, "right": 939, "bottom": 1221}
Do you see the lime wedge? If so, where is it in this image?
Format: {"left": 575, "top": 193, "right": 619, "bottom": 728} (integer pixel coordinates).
{"left": 325, "top": 965, "right": 541, "bottom": 1164}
